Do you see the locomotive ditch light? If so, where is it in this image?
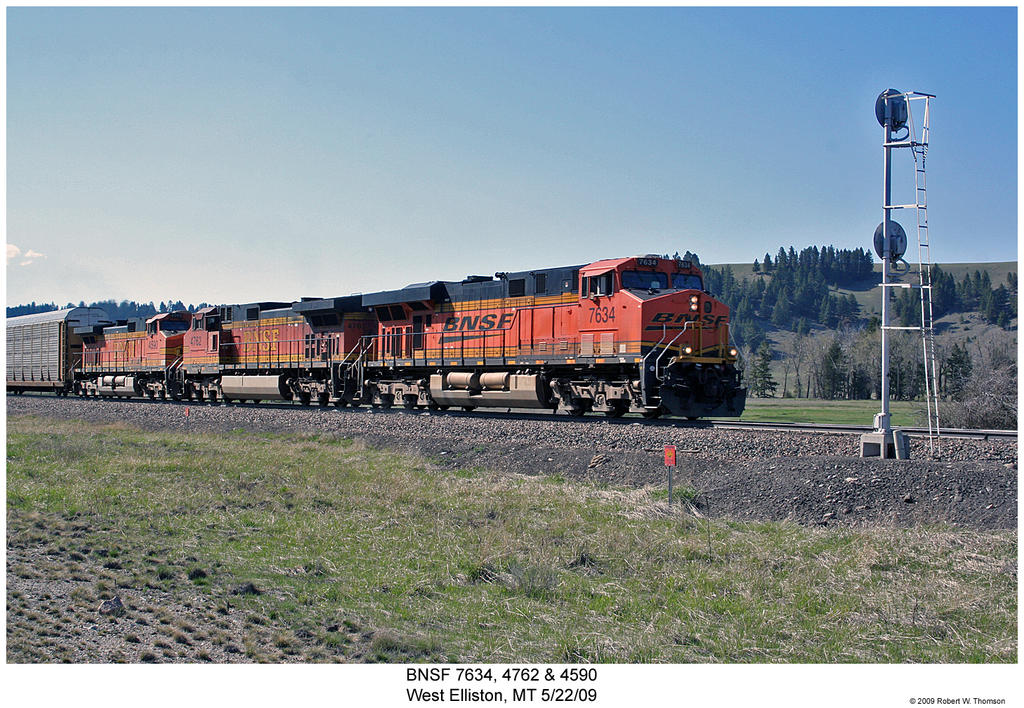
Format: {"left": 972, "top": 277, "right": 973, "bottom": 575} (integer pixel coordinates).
{"left": 728, "top": 347, "right": 738, "bottom": 357}
{"left": 683, "top": 346, "right": 693, "bottom": 355}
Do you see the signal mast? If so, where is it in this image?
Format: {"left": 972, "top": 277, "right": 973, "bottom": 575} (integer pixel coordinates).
{"left": 860, "top": 88, "right": 938, "bottom": 459}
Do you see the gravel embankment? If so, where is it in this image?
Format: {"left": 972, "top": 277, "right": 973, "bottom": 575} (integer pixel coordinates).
{"left": 7, "top": 396, "right": 1017, "bottom": 529}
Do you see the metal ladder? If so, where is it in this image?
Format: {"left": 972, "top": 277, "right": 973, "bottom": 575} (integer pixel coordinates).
{"left": 907, "top": 95, "right": 941, "bottom": 453}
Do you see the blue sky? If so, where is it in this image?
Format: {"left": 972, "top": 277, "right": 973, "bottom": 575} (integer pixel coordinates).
{"left": 6, "top": 7, "right": 1018, "bottom": 306}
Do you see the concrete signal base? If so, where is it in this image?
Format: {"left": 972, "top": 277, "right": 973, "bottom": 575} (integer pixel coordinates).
{"left": 860, "top": 430, "right": 910, "bottom": 459}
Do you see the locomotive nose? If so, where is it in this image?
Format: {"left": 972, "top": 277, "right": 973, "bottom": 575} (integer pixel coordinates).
{"left": 642, "top": 291, "right": 702, "bottom": 329}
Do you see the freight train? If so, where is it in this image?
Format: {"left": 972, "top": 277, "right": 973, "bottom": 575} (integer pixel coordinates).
{"left": 6, "top": 255, "right": 746, "bottom": 419}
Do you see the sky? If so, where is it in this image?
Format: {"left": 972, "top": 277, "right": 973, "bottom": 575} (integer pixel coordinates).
{"left": 5, "top": 6, "right": 1018, "bottom": 307}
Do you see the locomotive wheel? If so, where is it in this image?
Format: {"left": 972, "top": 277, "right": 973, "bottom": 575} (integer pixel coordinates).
{"left": 298, "top": 392, "right": 311, "bottom": 406}
{"left": 318, "top": 393, "right": 329, "bottom": 407}
{"left": 334, "top": 399, "right": 349, "bottom": 408}
{"left": 604, "top": 402, "right": 628, "bottom": 418}
{"left": 462, "top": 405, "right": 476, "bottom": 412}
{"left": 641, "top": 408, "right": 662, "bottom": 420}
{"left": 564, "top": 397, "right": 590, "bottom": 417}
{"left": 403, "top": 396, "right": 417, "bottom": 410}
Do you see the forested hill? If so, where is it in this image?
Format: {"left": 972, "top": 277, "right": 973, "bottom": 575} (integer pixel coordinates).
{"left": 700, "top": 246, "right": 1017, "bottom": 353}
{"left": 6, "top": 300, "right": 212, "bottom": 321}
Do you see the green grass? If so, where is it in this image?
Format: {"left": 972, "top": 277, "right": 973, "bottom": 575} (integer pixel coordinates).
{"left": 731, "top": 398, "right": 923, "bottom": 426}
{"left": 6, "top": 415, "right": 1017, "bottom": 663}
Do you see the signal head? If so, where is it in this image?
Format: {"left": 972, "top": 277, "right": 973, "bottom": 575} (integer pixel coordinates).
{"left": 873, "top": 221, "right": 908, "bottom": 261}
{"left": 875, "top": 88, "right": 908, "bottom": 131}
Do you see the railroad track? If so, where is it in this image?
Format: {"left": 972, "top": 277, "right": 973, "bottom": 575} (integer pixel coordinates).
{"left": 692, "top": 419, "right": 1017, "bottom": 440}
{"left": 15, "top": 392, "right": 1016, "bottom": 440}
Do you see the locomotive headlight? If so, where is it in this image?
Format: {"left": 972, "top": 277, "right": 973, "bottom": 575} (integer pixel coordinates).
{"left": 683, "top": 346, "right": 693, "bottom": 355}
{"left": 689, "top": 295, "right": 699, "bottom": 311}
{"left": 690, "top": 303, "right": 699, "bottom": 311}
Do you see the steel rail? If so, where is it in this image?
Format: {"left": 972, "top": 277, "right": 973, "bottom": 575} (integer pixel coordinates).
{"left": 16, "top": 391, "right": 1017, "bottom": 440}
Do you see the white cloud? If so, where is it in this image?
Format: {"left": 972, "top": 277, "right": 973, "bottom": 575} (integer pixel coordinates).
{"left": 7, "top": 244, "right": 47, "bottom": 266}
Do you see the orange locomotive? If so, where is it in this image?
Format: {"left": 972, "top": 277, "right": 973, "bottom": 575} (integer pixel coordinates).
{"left": 176, "top": 298, "right": 373, "bottom": 404}
{"left": 76, "top": 311, "right": 191, "bottom": 398}
{"left": 68, "top": 254, "right": 744, "bottom": 419}
{"left": 358, "top": 254, "right": 745, "bottom": 418}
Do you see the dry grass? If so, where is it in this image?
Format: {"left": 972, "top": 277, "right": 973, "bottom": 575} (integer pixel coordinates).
{"left": 6, "top": 415, "right": 1017, "bottom": 663}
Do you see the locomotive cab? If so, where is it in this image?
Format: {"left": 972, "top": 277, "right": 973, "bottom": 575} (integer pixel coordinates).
{"left": 142, "top": 312, "right": 190, "bottom": 368}
{"left": 576, "top": 255, "right": 744, "bottom": 418}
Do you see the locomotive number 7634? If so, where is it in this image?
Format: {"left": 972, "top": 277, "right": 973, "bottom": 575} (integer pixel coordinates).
{"left": 588, "top": 306, "right": 616, "bottom": 324}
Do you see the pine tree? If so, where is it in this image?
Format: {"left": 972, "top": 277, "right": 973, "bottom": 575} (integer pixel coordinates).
{"left": 944, "top": 343, "right": 972, "bottom": 400}
{"left": 750, "top": 341, "right": 778, "bottom": 397}
{"left": 770, "top": 299, "right": 791, "bottom": 328}
{"left": 818, "top": 295, "right": 835, "bottom": 328}
{"left": 820, "top": 339, "right": 847, "bottom": 400}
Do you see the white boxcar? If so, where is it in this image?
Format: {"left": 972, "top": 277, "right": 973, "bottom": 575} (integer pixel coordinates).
{"left": 6, "top": 308, "right": 111, "bottom": 393}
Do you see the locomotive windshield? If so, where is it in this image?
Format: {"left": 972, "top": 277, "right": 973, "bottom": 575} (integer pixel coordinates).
{"left": 158, "top": 320, "right": 189, "bottom": 332}
{"left": 671, "top": 273, "right": 703, "bottom": 290}
{"left": 621, "top": 271, "right": 703, "bottom": 291}
{"left": 621, "top": 271, "right": 668, "bottom": 289}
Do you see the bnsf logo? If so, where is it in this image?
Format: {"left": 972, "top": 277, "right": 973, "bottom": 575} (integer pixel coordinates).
{"left": 652, "top": 312, "right": 728, "bottom": 327}
{"left": 443, "top": 313, "right": 515, "bottom": 332}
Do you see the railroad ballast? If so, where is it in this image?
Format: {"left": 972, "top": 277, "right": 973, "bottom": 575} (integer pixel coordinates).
{"left": 6, "top": 255, "right": 746, "bottom": 419}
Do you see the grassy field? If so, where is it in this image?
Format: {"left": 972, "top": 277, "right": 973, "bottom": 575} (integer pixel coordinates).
{"left": 730, "top": 398, "right": 923, "bottom": 426}
{"left": 7, "top": 416, "right": 1017, "bottom": 663}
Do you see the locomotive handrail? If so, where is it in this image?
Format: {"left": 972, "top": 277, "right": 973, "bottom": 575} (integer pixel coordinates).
{"left": 652, "top": 320, "right": 695, "bottom": 382}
